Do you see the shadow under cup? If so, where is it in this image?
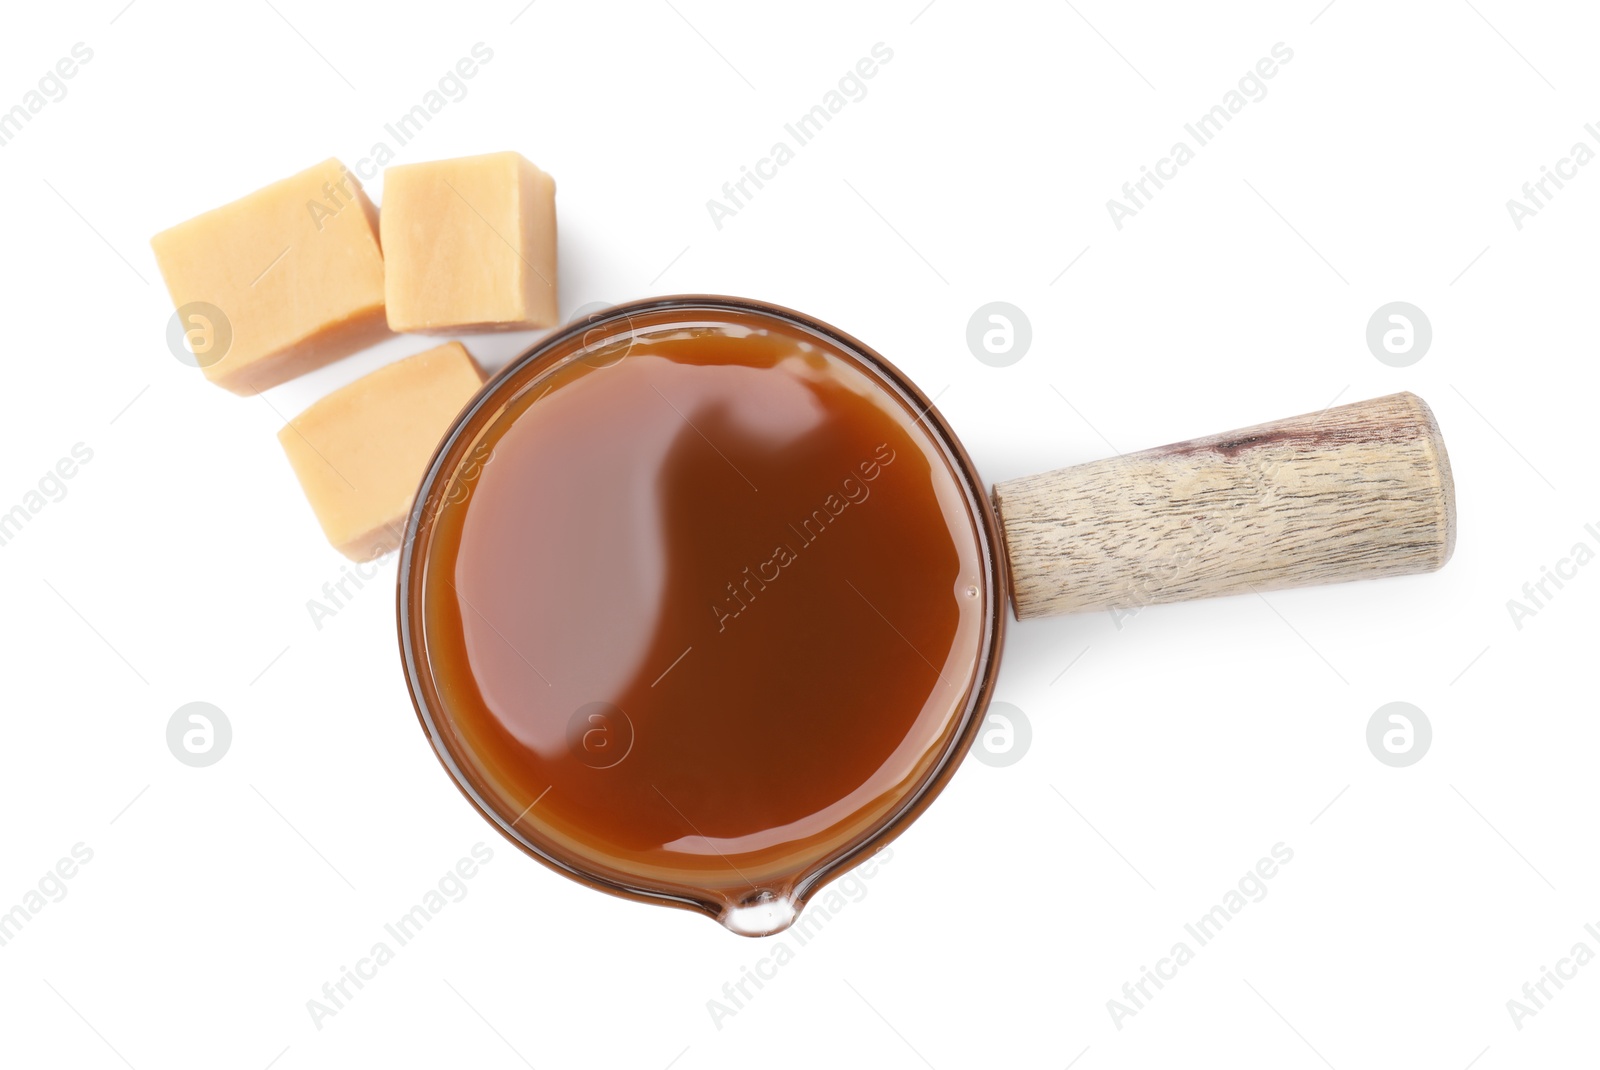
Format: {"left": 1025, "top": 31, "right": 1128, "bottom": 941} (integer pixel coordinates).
{"left": 398, "top": 297, "right": 1007, "bottom": 935}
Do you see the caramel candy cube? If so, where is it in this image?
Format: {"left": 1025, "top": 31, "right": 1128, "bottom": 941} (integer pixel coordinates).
{"left": 381, "top": 151, "right": 558, "bottom": 333}
{"left": 151, "top": 158, "right": 389, "bottom": 395}
{"left": 278, "top": 342, "right": 484, "bottom": 561}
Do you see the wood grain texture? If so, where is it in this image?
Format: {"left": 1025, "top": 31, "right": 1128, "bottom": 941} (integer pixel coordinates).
{"left": 994, "top": 392, "right": 1457, "bottom": 619}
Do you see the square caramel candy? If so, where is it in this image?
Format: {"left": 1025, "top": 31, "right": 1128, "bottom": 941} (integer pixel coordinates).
{"left": 381, "top": 151, "right": 558, "bottom": 333}
{"left": 278, "top": 341, "right": 485, "bottom": 561}
{"left": 151, "top": 158, "right": 389, "bottom": 395}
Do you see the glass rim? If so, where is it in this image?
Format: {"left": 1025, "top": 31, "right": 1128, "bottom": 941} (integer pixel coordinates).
{"left": 396, "top": 294, "right": 1009, "bottom": 933}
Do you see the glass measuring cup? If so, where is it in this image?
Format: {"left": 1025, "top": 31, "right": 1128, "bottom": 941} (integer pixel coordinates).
{"left": 398, "top": 296, "right": 1455, "bottom": 935}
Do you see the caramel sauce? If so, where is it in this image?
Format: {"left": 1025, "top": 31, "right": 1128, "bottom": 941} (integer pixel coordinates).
{"left": 413, "top": 308, "right": 994, "bottom": 920}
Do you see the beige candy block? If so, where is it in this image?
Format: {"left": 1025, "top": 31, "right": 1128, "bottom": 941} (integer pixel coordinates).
{"left": 278, "top": 342, "right": 485, "bottom": 561}
{"left": 151, "top": 158, "right": 390, "bottom": 395}
{"left": 381, "top": 151, "right": 558, "bottom": 333}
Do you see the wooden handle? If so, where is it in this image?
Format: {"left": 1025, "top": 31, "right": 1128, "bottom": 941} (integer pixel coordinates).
{"left": 994, "top": 392, "right": 1456, "bottom": 619}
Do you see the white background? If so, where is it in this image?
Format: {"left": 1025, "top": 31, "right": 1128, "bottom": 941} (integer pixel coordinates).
{"left": 0, "top": 1, "right": 1595, "bottom": 1067}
